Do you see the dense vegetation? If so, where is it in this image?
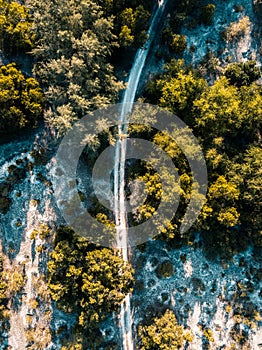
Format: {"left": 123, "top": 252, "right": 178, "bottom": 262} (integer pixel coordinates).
{"left": 0, "top": 0, "right": 261, "bottom": 348}
{"left": 143, "top": 58, "right": 262, "bottom": 256}
{"left": 0, "top": 63, "right": 44, "bottom": 136}
{"left": 48, "top": 227, "right": 134, "bottom": 328}
{"left": 0, "top": 0, "right": 34, "bottom": 54}
{"left": 138, "top": 309, "right": 193, "bottom": 349}
{"left": 29, "top": 0, "right": 156, "bottom": 136}
{"left": 0, "top": 0, "right": 154, "bottom": 137}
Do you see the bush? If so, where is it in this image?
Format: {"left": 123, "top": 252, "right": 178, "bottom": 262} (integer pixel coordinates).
{"left": 156, "top": 261, "right": 174, "bottom": 278}
{"left": 169, "top": 34, "right": 187, "bottom": 55}
{"left": 138, "top": 309, "right": 193, "bottom": 349}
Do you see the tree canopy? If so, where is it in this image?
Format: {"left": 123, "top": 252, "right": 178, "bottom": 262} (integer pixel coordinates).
{"left": 143, "top": 59, "right": 262, "bottom": 255}
{"left": 48, "top": 227, "right": 134, "bottom": 327}
{"left": 138, "top": 309, "right": 193, "bottom": 349}
{"left": 30, "top": 0, "right": 123, "bottom": 136}
{"left": 0, "top": 0, "right": 34, "bottom": 54}
{"left": 0, "top": 63, "right": 44, "bottom": 135}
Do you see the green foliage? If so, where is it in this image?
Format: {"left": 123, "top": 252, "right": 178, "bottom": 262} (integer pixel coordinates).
{"left": 0, "top": 254, "right": 26, "bottom": 325}
{"left": 104, "top": 0, "right": 153, "bottom": 48}
{"left": 193, "top": 76, "right": 262, "bottom": 143}
{"left": 0, "top": 63, "right": 44, "bottom": 135}
{"left": 159, "top": 70, "right": 206, "bottom": 119}
{"left": 30, "top": 224, "right": 50, "bottom": 240}
{"left": 138, "top": 309, "right": 193, "bottom": 349}
{"left": 0, "top": 0, "right": 34, "bottom": 54}
{"left": 169, "top": 34, "right": 187, "bottom": 55}
{"left": 119, "top": 5, "right": 150, "bottom": 47}
{"left": 203, "top": 328, "right": 214, "bottom": 342}
{"left": 145, "top": 59, "right": 206, "bottom": 122}
{"left": 31, "top": 0, "right": 123, "bottom": 136}
{"left": 144, "top": 59, "right": 262, "bottom": 253}
{"left": 119, "top": 24, "right": 134, "bottom": 46}
{"left": 156, "top": 261, "right": 174, "bottom": 278}
{"left": 3, "top": 267, "right": 25, "bottom": 295}
{"left": 239, "top": 145, "right": 262, "bottom": 243}
{"left": 48, "top": 227, "right": 134, "bottom": 327}
{"left": 224, "top": 61, "right": 261, "bottom": 87}
{"left": 203, "top": 175, "right": 240, "bottom": 228}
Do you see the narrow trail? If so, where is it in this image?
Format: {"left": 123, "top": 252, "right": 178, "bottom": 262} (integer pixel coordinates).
{"left": 113, "top": 1, "right": 168, "bottom": 348}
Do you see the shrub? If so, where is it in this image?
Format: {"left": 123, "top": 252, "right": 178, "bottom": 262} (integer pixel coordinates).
{"left": 169, "top": 34, "right": 187, "bottom": 55}
{"left": 138, "top": 309, "right": 193, "bottom": 349}
{"left": 156, "top": 260, "right": 174, "bottom": 278}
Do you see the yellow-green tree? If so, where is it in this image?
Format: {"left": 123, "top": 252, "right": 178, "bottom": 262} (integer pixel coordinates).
{"left": 193, "top": 77, "right": 262, "bottom": 145}
{"left": 138, "top": 309, "right": 193, "bottom": 349}
{"left": 48, "top": 227, "right": 134, "bottom": 328}
{"left": 0, "top": 0, "right": 34, "bottom": 54}
{"left": 145, "top": 59, "right": 206, "bottom": 123}
{"left": 0, "top": 63, "right": 44, "bottom": 135}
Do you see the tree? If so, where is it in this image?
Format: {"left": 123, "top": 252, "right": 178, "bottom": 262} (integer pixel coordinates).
{"left": 202, "top": 175, "right": 240, "bottom": 228}
{"left": 48, "top": 227, "right": 134, "bottom": 327}
{"left": 169, "top": 34, "right": 187, "bottom": 55}
{"left": 118, "top": 5, "right": 150, "bottom": 48}
{"left": 145, "top": 59, "right": 206, "bottom": 122}
{"left": 30, "top": 0, "right": 123, "bottom": 135}
{"left": 138, "top": 309, "right": 193, "bottom": 349}
{"left": 0, "top": 0, "right": 34, "bottom": 54}
{"left": 240, "top": 145, "right": 262, "bottom": 244}
{"left": 119, "top": 24, "right": 134, "bottom": 46}
{"left": 224, "top": 61, "right": 261, "bottom": 87}
{"left": 193, "top": 76, "right": 262, "bottom": 145}
{"left": 0, "top": 63, "right": 44, "bottom": 135}
{"left": 193, "top": 77, "right": 241, "bottom": 141}
{"left": 159, "top": 70, "right": 206, "bottom": 119}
